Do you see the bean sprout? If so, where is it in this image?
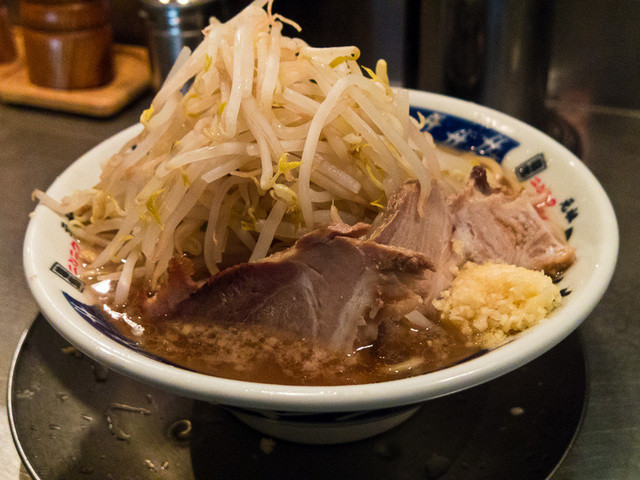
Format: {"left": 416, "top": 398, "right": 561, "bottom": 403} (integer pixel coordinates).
{"left": 33, "top": 0, "right": 442, "bottom": 304}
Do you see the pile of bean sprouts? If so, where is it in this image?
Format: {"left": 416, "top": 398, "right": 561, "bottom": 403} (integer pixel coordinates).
{"left": 33, "top": 0, "right": 442, "bottom": 305}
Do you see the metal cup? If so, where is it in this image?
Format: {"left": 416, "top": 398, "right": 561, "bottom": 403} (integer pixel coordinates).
{"left": 138, "top": 0, "right": 228, "bottom": 91}
{"left": 406, "top": 0, "right": 555, "bottom": 128}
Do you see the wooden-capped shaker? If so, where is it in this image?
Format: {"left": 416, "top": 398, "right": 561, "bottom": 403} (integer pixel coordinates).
{"left": 0, "top": 4, "right": 17, "bottom": 63}
{"left": 20, "top": 0, "right": 114, "bottom": 89}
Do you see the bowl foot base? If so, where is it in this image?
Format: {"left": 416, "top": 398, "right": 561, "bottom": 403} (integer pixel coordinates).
{"left": 228, "top": 405, "right": 421, "bottom": 444}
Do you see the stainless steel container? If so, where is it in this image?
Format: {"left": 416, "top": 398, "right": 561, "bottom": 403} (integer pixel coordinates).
{"left": 138, "top": 0, "right": 227, "bottom": 91}
{"left": 407, "top": 0, "right": 555, "bottom": 128}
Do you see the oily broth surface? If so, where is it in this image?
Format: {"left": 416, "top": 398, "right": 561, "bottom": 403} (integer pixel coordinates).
{"left": 99, "top": 298, "right": 479, "bottom": 386}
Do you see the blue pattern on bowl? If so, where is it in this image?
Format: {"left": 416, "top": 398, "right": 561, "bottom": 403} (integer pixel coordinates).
{"left": 409, "top": 106, "right": 519, "bottom": 163}
{"left": 62, "top": 291, "right": 184, "bottom": 367}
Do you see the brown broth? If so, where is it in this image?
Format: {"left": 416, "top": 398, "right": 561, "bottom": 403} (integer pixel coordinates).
{"left": 98, "top": 298, "right": 480, "bottom": 386}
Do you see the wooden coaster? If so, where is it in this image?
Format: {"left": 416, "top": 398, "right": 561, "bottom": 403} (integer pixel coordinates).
{"left": 0, "top": 28, "right": 151, "bottom": 117}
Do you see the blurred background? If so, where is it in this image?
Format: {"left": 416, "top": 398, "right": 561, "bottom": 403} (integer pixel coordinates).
{"left": 3, "top": 0, "right": 640, "bottom": 109}
{"left": 3, "top": 0, "right": 639, "bottom": 114}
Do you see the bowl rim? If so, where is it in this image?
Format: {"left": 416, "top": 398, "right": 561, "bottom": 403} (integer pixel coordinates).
{"left": 23, "top": 89, "right": 619, "bottom": 412}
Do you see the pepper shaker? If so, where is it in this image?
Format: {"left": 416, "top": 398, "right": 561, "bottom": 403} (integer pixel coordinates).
{"left": 19, "top": 0, "right": 114, "bottom": 89}
{"left": 0, "top": 4, "right": 17, "bottom": 64}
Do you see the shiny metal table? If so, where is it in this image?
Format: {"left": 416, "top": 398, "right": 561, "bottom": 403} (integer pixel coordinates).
{"left": 0, "top": 98, "right": 638, "bottom": 479}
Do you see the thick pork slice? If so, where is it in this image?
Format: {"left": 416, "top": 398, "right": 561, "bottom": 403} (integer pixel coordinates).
{"left": 368, "top": 180, "right": 459, "bottom": 319}
{"left": 169, "top": 223, "right": 433, "bottom": 352}
{"left": 150, "top": 167, "right": 574, "bottom": 353}
{"left": 366, "top": 167, "right": 575, "bottom": 320}
{"left": 450, "top": 167, "right": 576, "bottom": 277}
{"left": 141, "top": 257, "right": 201, "bottom": 318}
{"left": 368, "top": 180, "right": 452, "bottom": 267}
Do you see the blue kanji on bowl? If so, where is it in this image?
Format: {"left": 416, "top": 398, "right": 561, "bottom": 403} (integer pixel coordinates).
{"left": 410, "top": 107, "right": 520, "bottom": 163}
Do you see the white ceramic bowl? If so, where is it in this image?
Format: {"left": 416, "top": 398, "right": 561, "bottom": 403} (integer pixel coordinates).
{"left": 23, "top": 91, "right": 618, "bottom": 443}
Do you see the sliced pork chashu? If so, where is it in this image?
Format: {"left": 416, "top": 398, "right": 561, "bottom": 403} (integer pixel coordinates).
{"left": 450, "top": 167, "right": 576, "bottom": 277}
{"left": 368, "top": 180, "right": 452, "bottom": 267}
{"left": 152, "top": 166, "right": 574, "bottom": 353}
{"left": 367, "top": 167, "right": 575, "bottom": 320}
{"left": 368, "top": 180, "right": 460, "bottom": 319}
{"left": 168, "top": 223, "right": 433, "bottom": 352}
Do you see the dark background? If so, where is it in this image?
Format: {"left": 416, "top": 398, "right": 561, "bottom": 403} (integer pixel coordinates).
{"left": 4, "top": 0, "right": 640, "bottom": 111}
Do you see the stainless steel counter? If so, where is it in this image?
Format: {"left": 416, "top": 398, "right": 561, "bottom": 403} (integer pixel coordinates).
{"left": 0, "top": 97, "right": 154, "bottom": 480}
{"left": 0, "top": 98, "right": 638, "bottom": 479}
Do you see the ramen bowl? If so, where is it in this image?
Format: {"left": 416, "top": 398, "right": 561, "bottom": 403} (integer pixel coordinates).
{"left": 23, "top": 91, "right": 618, "bottom": 443}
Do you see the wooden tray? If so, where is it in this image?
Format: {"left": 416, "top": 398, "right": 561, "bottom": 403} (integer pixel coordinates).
{"left": 0, "top": 28, "right": 150, "bottom": 117}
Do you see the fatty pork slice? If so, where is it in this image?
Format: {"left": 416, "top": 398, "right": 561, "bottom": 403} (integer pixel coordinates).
{"left": 368, "top": 180, "right": 460, "bottom": 319}
{"left": 450, "top": 167, "right": 576, "bottom": 277}
{"left": 142, "top": 257, "right": 202, "bottom": 318}
{"left": 169, "top": 223, "right": 433, "bottom": 352}
{"left": 368, "top": 180, "right": 452, "bottom": 267}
